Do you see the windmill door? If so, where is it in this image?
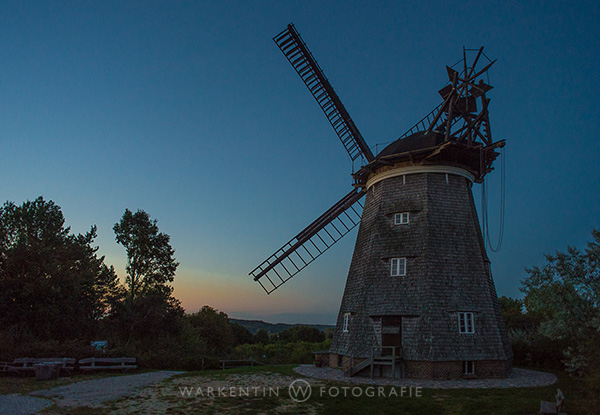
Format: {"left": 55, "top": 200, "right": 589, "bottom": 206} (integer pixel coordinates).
{"left": 381, "top": 316, "right": 402, "bottom": 355}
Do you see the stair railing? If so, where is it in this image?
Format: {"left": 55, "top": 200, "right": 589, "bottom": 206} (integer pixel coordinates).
{"left": 340, "top": 345, "right": 372, "bottom": 377}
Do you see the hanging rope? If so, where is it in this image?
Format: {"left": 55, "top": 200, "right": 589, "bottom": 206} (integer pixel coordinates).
{"left": 482, "top": 146, "right": 505, "bottom": 252}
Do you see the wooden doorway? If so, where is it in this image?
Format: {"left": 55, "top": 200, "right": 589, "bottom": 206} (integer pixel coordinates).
{"left": 381, "top": 316, "right": 402, "bottom": 355}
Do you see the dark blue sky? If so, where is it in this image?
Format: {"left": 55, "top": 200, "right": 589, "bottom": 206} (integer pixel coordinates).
{"left": 2, "top": 1, "right": 599, "bottom": 324}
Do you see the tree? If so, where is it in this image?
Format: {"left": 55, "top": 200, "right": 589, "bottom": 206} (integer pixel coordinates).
{"left": 521, "top": 228, "right": 600, "bottom": 376}
{"left": 0, "top": 197, "right": 119, "bottom": 341}
{"left": 107, "top": 287, "right": 184, "bottom": 345}
{"left": 323, "top": 327, "right": 334, "bottom": 340}
{"left": 110, "top": 209, "right": 181, "bottom": 346}
{"left": 254, "top": 329, "right": 270, "bottom": 345}
{"left": 498, "top": 296, "right": 543, "bottom": 331}
{"left": 187, "top": 306, "right": 236, "bottom": 354}
{"left": 113, "top": 209, "right": 179, "bottom": 303}
{"left": 277, "top": 326, "right": 325, "bottom": 343}
{"left": 230, "top": 321, "right": 254, "bottom": 346}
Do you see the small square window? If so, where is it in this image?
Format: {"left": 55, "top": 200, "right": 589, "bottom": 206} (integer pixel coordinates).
{"left": 390, "top": 258, "right": 406, "bottom": 276}
{"left": 343, "top": 313, "right": 351, "bottom": 332}
{"left": 394, "top": 212, "right": 409, "bottom": 225}
{"left": 463, "top": 361, "right": 475, "bottom": 375}
{"left": 458, "top": 312, "right": 474, "bottom": 334}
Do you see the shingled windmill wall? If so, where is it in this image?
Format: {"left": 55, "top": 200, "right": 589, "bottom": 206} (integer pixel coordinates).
{"left": 329, "top": 169, "right": 513, "bottom": 379}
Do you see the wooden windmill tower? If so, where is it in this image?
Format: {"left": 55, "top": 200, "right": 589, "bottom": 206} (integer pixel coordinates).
{"left": 250, "top": 24, "right": 512, "bottom": 379}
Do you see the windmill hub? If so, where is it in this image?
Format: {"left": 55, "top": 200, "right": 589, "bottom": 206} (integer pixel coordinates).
{"left": 250, "top": 25, "right": 512, "bottom": 380}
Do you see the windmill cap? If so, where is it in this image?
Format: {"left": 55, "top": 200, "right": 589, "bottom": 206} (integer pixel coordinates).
{"left": 376, "top": 131, "right": 445, "bottom": 159}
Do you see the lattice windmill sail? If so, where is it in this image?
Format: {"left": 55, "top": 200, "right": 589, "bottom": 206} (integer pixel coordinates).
{"left": 249, "top": 24, "right": 512, "bottom": 379}
{"left": 273, "top": 24, "right": 374, "bottom": 163}
{"left": 249, "top": 23, "right": 372, "bottom": 294}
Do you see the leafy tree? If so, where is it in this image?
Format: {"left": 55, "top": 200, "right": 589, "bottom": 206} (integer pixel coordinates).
{"left": 230, "top": 321, "right": 254, "bottom": 345}
{"left": 323, "top": 327, "right": 334, "bottom": 340}
{"left": 187, "top": 306, "right": 236, "bottom": 354}
{"left": 521, "top": 228, "right": 600, "bottom": 376}
{"left": 0, "top": 197, "right": 119, "bottom": 341}
{"left": 498, "top": 296, "right": 543, "bottom": 331}
{"left": 498, "top": 296, "right": 523, "bottom": 315}
{"left": 110, "top": 209, "right": 181, "bottom": 346}
{"left": 498, "top": 296, "right": 557, "bottom": 368}
{"left": 254, "top": 329, "right": 270, "bottom": 345}
{"left": 276, "top": 326, "right": 325, "bottom": 343}
{"left": 113, "top": 209, "right": 179, "bottom": 303}
{"left": 107, "top": 287, "right": 184, "bottom": 345}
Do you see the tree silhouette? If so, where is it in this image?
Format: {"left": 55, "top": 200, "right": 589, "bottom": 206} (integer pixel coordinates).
{"left": 0, "top": 197, "right": 119, "bottom": 341}
{"left": 113, "top": 209, "right": 179, "bottom": 303}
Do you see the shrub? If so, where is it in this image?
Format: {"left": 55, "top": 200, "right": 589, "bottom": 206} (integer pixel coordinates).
{"left": 232, "top": 340, "right": 331, "bottom": 364}
{"left": 508, "top": 328, "right": 567, "bottom": 369}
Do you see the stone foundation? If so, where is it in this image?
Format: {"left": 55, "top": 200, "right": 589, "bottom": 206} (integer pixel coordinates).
{"left": 404, "top": 360, "right": 512, "bottom": 379}
{"left": 313, "top": 351, "right": 329, "bottom": 368}
{"left": 326, "top": 353, "right": 512, "bottom": 379}
{"left": 328, "top": 353, "right": 339, "bottom": 368}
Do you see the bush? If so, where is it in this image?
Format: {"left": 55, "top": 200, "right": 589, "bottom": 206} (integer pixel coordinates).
{"left": 508, "top": 328, "right": 567, "bottom": 369}
{"left": 232, "top": 339, "right": 331, "bottom": 364}
{"left": 274, "top": 326, "right": 325, "bottom": 343}
{"left": 0, "top": 332, "right": 92, "bottom": 360}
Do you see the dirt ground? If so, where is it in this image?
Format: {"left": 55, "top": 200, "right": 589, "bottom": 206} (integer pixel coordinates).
{"left": 31, "top": 370, "right": 321, "bottom": 414}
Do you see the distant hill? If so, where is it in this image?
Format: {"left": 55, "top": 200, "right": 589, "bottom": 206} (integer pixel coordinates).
{"left": 230, "top": 318, "right": 334, "bottom": 334}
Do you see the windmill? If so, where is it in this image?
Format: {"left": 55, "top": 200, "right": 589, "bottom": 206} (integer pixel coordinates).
{"left": 250, "top": 24, "right": 512, "bottom": 379}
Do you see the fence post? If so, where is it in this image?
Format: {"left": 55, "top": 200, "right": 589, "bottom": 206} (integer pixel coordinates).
{"left": 392, "top": 347, "right": 396, "bottom": 379}
{"left": 349, "top": 356, "right": 352, "bottom": 376}
{"left": 370, "top": 347, "right": 374, "bottom": 378}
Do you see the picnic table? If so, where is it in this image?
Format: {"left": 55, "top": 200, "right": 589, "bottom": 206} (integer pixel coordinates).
{"left": 1, "top": 361, "right": 17, "bottom": 375}
{"left": 10, "top": 358, "right": 76, "bottom": 377}
{"left": 33, "top": 362, "right": 64, "bottom": 380}
{"left": 78, "top": 357, "right": 137, "bottom": 371}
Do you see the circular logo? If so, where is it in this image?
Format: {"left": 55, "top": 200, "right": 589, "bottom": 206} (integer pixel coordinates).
{"left": 288, "top": 379, "right": 312, "bottom": 403}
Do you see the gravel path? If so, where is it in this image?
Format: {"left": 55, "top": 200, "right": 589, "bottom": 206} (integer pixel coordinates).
{"left": 295, "top": 365, "right": 557, "bottom": 389}
{"left": 31, "top": 370, "right": 183, "bottom": 409}
{"left": 0, "top": 366, "right": 557, "bottom": 414}
{"left": 0, "top": 394, "right": 51, "bottom": 415}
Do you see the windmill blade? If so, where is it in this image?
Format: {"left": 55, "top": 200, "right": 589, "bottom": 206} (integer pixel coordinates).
{"left": 250, "top": 188, "right": 366, "bottom": 294}
{"left": 274, "top": 24, "right": 374, "bottom": 163}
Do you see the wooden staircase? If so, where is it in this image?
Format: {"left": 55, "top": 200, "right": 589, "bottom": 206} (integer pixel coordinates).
{"left": 347, "top": 346, "right": 404, "bottom": 379}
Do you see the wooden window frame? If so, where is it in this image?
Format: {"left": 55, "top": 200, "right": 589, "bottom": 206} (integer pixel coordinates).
{"left": 458, "top": 312, "right": 474, "bottom": 334}
{"left": 390, "top": 258, "right": 407, "bottom": 276}
{"left": 463, "top": 360, "right": 475, "bottom": 375}
{"left": 394, "top": 212, "right": 409, "bottom": 225}
{"left": 343, "top": 313, "right": 351, "bottom": 332}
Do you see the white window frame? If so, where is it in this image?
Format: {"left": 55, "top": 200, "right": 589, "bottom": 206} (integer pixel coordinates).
{"left": 458, "top": 312, "right": 474, "bottom": 334}
{"left": 463, "top": 361, "right": 475, "bottom": 375}
{"left": 390, "top": 258, "right": 407, "bottom": 276}
{"left": 394, "top": 212, "right": 409, "bottom": 225}
{"left": 343, "top": 313, "right": 351, "bottom": 332}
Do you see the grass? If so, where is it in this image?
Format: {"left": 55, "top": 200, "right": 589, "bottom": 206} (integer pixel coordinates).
{"left": 42, "top": 407, "right": 110, "bottom": 415}
{"left": 158, "top": 364, "right": 598, "bottom": 414}
{"left": 172, "top": 363, "right": 299, "bottom": 379}
{"left": 2, "top": 365, "right": 597, "bottom": 414}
